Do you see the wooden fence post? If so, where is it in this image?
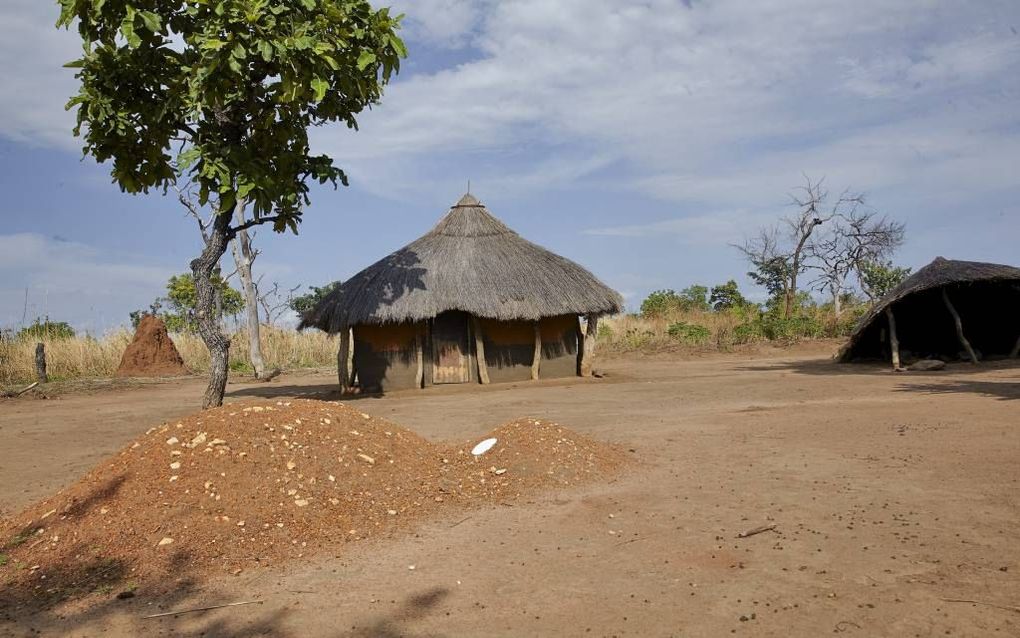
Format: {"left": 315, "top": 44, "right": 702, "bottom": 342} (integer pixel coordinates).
{"left": 35, "top": 342, "right": 48, "bottom": 383}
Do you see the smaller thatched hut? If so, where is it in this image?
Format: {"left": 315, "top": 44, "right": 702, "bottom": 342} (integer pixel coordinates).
{"left": 301, "top": 193, "right": 624, "bottom": 392}
{"left": 838, "top": 257, "right": 1020, "bottom": 367}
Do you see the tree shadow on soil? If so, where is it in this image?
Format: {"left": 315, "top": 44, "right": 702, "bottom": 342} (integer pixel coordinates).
{"left": 736, "top": 358, "right": 1020, "bottom": 378}
{"left": 226, "top": 383, "right": 340, "bottom": 401}
{"left": 894, "top": 380, "right": 1020, "bottom": 401}
{"left": 0, "top": 476, "right": 293, "bottom": 637}
{"left": 0, "top": 547, "right": 296, "bottom": 637}
{"left": 335, "top": 587, "right": 451, "bottom": 638}
{"left": 225, "top": 384, "right": 392, "bottom": 402}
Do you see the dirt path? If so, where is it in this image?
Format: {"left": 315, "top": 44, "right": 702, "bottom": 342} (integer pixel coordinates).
{"left": 2, "top": 345, "right": 1018, "bottom": 637}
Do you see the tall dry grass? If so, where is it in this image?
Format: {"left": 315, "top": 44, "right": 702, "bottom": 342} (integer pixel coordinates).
{"left": 597, "top": 311, "right": 745, "bottom": 354}
{"left": 0, "top": 326, "right": 337, "bottom": 385}
{"left": 597, "top": 304, "right": 863, "bottom": 355}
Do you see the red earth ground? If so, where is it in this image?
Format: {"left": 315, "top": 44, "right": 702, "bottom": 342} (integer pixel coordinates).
{"left": 1, "top": 341, "right": 1018, "bottom": 637}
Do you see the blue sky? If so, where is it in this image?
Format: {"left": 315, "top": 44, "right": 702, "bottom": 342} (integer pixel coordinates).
{"left": 1, "top": 0, "right": 1018, "bottom": 333}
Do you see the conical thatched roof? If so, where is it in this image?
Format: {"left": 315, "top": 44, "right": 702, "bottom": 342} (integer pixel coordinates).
{"left": 838, "top": 257, "right": 1020, "bottom": 361}
{"left": 301, "top": 194, "right": 624, "bottom": 333}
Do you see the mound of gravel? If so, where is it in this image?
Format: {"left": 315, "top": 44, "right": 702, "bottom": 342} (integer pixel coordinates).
{"left": 0, "top": 399, "right": 625, "bottom": 608}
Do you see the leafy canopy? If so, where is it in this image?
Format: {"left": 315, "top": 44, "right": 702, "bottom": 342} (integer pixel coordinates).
{"left": 58, "top": 0, "right": 406, "bottom": 229}
{"left": 17, "top": 318, "right": 76, "bottom": 341}
{"left": 859, "top": 261, "right": 911, "bottom": 301}
{"left": 130, "top": 273, "right": 244, "bottom": 332}
{"left": 289, "top": 280, "right": 341, "bottom": 316}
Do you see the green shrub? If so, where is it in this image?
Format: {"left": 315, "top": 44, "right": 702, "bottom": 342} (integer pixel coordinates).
{"left": 17, "top": 318, "right": 75, "bottom": 340}
{"left": 598, "top": 323, "right": 614, "bottom": 339}
{"left": 733, "top": 322, "right": 763, "bottom": 344}
{"left": 666, "top": 321, "right": 711, "bottom": 345}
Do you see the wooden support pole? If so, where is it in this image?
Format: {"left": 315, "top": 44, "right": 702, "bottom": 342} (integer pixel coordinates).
{"left": 472, "top": 316, "right": 490, "bottom": 385}
{"left": 531, "top": 321, "right": 542, "bottom": 381}
{"left": 337, "top": 329, "right": 351, "bottom": 393}
{"left": 580, "top": 314, "right": 599, "bottom": 377}
{"left": 34, "top": 342, "right": 48, "bottom": 384}
{"left": 942, "top": 288, "right": 978, "bottom": 364}
{"left": 415, "top": 326, "right": 425, "bottom": 389}
{"left": 1011, "top": 334, "right": 1020, "bottom": 359}
{"left": 885, "top": 307, "right": 902, "bottom": 371}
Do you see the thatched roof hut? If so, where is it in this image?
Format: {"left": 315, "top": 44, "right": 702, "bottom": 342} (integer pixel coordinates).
{"left": 302, "top": 193, "right": 623, "bottom": 391}
{"left": 838, "top": 257, "right": 1020, "bottom": 366}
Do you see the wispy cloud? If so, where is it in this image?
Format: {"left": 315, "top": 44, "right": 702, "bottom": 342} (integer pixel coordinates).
{"left": 0, "top": 234, "right": 173, "bottom": 332}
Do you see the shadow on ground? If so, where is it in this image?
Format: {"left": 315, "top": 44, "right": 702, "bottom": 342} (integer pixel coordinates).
{"left": 226, "top": 384, "right": 342, "bottom": 401}
{"left": 1, "top": 446, "right": 454, "bottom": 637}
{"left": 736, "top": 358, "right": 1020, "bottom": 378}
{"left": 0, "top": 475, "right": 292, "bottom": 637}
{"left": 336, "top": 587, "right": 451, "bottom": 638}
{"left": 895, "top": 380, "right": 1020, "bottom": 401}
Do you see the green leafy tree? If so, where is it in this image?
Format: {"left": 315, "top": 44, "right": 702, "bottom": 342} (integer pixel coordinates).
{"left": 709, "top": 280, "right": 749, "bottom": 311}
{"left": 17, "top": 318, "right": 76, "bottom": 340}
{"left": 859, "top": 261, "right": 911, "bottom": 302}
{"left": 678, "top": 285, "right": 710, "bottom": 311}
{"left": 290, "top": 280, "right": 342, "bottom": 317}
{"left": 640, "top": 286, "right": 710, "bottom": 317}
{"left": 640, "top": 290, "right": 681, "bottom": 318}
{"left": 130, "top": 275, "right": 243, "bottom": 332}
{"left": 59, "top": 0, "right": 405, "bottom": 407}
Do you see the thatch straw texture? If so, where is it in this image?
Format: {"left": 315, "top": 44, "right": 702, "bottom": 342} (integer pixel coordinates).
{"left": 301, "top": 194, "right": 624, "bottom": 333}
{"left": 838, "top": 256, "right": 1020, "bottom": 361}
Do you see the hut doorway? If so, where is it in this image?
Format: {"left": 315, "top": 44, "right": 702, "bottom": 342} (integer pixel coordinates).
{"left": 432, "top": 311, "right": 471, "bottom": 384}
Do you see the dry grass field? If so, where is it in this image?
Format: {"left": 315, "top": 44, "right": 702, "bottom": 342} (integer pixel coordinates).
{"left": 1, "top": 343, "right": 1017, "bottom": 637}
{"left": 0, "top": 308, "right": 858, "bottom": 386}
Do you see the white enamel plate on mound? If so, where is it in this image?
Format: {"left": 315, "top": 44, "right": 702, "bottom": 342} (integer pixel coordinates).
{"left": 471, "top": 438, "right": 498, "bottom": 456}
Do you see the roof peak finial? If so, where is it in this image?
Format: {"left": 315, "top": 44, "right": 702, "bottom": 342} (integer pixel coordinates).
{"left": 467, "top": 179, "right": 471, "bottom": 195}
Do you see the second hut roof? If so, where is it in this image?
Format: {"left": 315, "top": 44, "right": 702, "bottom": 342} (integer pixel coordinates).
{"left": 837, "top": 256, "right": 1020, "bottom": 361}
{"left": 301, "top": 194, "right": 625, "bottom": 332}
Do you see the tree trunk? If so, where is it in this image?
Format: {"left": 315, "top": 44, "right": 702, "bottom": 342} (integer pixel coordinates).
{"left": 35, "top": 342, "right": 48, "bottom": 383}
{"left": 832, "top": 288, "right": 843, "bottom": 319}
{"left": 942, "top": 288, "right": 978, "bottom": 364}
{"left": 885, "top": 306, "right": 901, "bottom": 371}
{"left": 191, "top": 212, "right": 233, "bottom": 409}
{"left": 230, "top": 204, "right": 266, "bottom": 379}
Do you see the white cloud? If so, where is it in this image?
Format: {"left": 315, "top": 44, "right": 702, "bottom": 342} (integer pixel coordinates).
{"left": 0, "top": 1, "right": 81, "bottom": 148}
{"left": 0, "top": 234, "right": 173, "bottom": 332}
{"left": 311, "top": 0, "right": 1020, "bottom": 206}
{"left": 584, "top": 209, "right": 769, "bottom": 244}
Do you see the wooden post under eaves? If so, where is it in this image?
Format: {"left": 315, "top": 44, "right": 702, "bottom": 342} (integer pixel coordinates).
{"left": 337, "top": 329, "right": 351, "bottom": 393}
{"left": 472, "top": 316, "right": 490, "bottom": 385}
{"left": 885, "top": 307, "right": 902, "bottom": 371}
{"left": 1011, "top": 334, "right": 1020, "bottom": 359}
{"left": 531, "top": 321, "right": 542, "bottom": 380}
{"left": 942, "top": 288, "right": 978, "bottom": 364}
{"left": 580, "top": 314, "right": 599, "bottom": 377}
{"left": 415, "top": 326, "right": 425, "bottom": 389}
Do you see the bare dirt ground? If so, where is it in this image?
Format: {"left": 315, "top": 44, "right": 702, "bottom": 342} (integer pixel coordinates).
{"left": 1, "top": 341, "right": 1018, "bottom": 637}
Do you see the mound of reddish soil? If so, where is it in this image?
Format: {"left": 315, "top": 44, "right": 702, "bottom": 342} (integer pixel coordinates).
{"left": 115, "top": 315, "right": 188, "bottom": 378}
{"left": 0, "top": 400, "right": 625, "bottom": 610}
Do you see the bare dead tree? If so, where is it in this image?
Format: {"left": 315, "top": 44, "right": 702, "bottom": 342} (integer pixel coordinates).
{"left": 255, "top": 278, "right": 302, "bottom": 327}
{"left": 230, "top": 205, "right": 267, "bottom": 379}
{"left": 808, "top": 207, "right": 905, "bottom": 317}
{"left": 738, "top": 176, "right": 863, "bottom": 318}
